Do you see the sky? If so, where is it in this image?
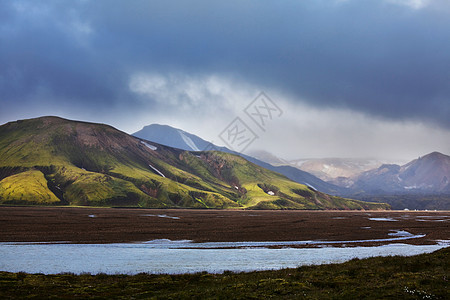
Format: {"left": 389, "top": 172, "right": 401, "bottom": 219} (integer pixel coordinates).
{"left": 1, "top": 0, "right": 450, "bottom": 161}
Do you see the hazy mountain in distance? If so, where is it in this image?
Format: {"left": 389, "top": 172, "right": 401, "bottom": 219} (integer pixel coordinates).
{"left": 249, "top": 152, "right": 398, "bottom": 189}
{"left": 135, "top": 125, "right": 450, "bottom": 199}
{"left": 400, "top": 152, "right": 450, "bottom": 192}
{"left": 352, "top": 152, "right": 450, "bottom": 194}
{"left": 0, "top": 116, "right": 386, "bottom": 210}
{"left": 202, "top": 145, "right": 450, "bottom": 210}
{"left": 290, "top": 158, "right": 386, "bottom": 185}
{"left": 246, "top": 150, "right": 288, "bottom": 166}
{"left": 133, "top": 124, "right": 348, "bottom": 195}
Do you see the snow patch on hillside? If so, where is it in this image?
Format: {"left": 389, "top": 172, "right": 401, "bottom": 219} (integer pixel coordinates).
{"left": 149, "top": 164, "right": 165, "bottom": 178}
{"left": 404, "top": 185, "right": 418, "bottom": 190}
{"left": 178, "top": 131, "right": 200, "bottom": 151}
{"left": 304, "top": 183, "right": 317, "bottom": 191}
{"left": 141, "top": 141, "right": 157, "bottom": 150}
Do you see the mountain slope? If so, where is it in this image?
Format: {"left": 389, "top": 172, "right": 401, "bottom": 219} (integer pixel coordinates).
{"left": 133, "top": 124, "right": 348, "bottom": 195}
{"left": 290, "top": 158, "right": 385, "bottom": 183}
{"left": 353, "top": 152, "right": 450, "bottom": 194}
{"left": 400, "top": 152, "right": 450, "bottom": 192}
{"left": 245, "top": 150, "right": 288, "bottom": 166}
{"left": 0, "top": 117, "right": 387, "bottom": 210}
{"left": 0, "top": 170, "right": 60, "bottom": 204}
{"left": 134, "top": 124, "right": 210, "bottom": 152}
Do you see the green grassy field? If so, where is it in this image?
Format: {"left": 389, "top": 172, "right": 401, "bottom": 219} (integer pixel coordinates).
{"left": 0, "top": 247, "right": 448, "bottom": 299}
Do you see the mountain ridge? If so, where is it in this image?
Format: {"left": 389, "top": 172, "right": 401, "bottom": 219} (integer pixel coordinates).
{"left": 353, "top": 151, "right": 450, "bottom": 194}
{"left": 247, "top": 148, "right": 450, "bottom": 196}
{"left": 132, "top": 123, "right": 450, "bottom": 210}
{"left": 133, "top": 124, "right": 348, "bottom": 195}
{"left": 0, "top": 116, "right": 386, "bottom": 210}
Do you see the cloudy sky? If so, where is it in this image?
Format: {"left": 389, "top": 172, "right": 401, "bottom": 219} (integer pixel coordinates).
{"left": 1, "top": 0, "right": 450, "bottom": 161}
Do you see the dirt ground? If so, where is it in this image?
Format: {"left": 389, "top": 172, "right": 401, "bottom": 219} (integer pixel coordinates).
{"left": 0, "top": 207, "right": 448, "bottom": 246}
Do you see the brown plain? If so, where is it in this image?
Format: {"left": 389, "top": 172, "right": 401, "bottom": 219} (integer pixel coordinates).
{"left": 0, "top": 207, "right": 448, "bottom": 246}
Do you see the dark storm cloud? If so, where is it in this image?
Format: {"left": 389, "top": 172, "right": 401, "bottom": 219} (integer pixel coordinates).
{"left": 1, "top": 2, "right": 122, "bottom": 101}
{"left": 1, "top": 0, "right": 450, "bottom": 128}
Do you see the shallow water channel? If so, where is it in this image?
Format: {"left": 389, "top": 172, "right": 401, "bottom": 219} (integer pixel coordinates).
{"left": 1, "top": 234, "right": 448, "bottom": 275}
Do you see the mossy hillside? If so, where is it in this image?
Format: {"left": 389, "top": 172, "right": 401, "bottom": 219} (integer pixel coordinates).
{"left": 197, "top": 151, "right": 317, "bottom": 205}
{"left": 178, "top": 152, "right": 230, "bottom": 186}
{"left": 101, "top": 160, "right": 239, "bottom": 208}
{"left": 0, "top": 117, "right": 243, "bottom": 208}
{"left": 0, "top": 170, "right": 60, "bottom": 204}
{"left": 0, "top": 134, "right": 67, "bottom": 168}
{"left": 197, "top": 152, "right": 385, "bottom": 210}
{"left": 241, "top": 180, "right": 386, "bottom": 210}
{"left": 0, "top": 116, "right": 389, "bottom": 209}
{"left": 58, "top": 168, "right": 154, "bottom": 207}
{"left": 110, "top": 155, "right": 230, "bottom": 199}
{"left": 130, "top": 174, "right": 239, "bottom": 209}
{"left": 0, "top": 247, "right": 448, "bottom": 299}
{"left": 49, "top": 165, "right": 238, "bottom": 208}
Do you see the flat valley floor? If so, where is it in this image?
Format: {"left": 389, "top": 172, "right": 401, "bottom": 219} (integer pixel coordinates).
{"left": 0, "top": 207, "right": 448, "bottom": 247}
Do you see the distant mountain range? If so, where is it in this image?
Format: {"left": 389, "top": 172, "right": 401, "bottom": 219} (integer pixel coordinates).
{"left": 246, "top": 150, "right": 289, "bottom": 166}
{"left": 352, "top": 152, "right": 450, "bottom": 194}
{"left": 287, "top": 157, "right": 386, "bottom": 184}
{"left": 134, "top": 124, "right": 450, "bottom": 210}
{"left": 0, "top": 116, "right": 386, "bottom": 210}
{"left": 246, "top": 148, "right": 450, "bottom": 195}
{"left": 134, "top": 124, "right": 347, "bottom": 195}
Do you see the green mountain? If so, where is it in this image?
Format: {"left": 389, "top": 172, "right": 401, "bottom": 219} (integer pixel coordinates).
{"left": 0, "top": 116, "right": 388, "bottom": 210}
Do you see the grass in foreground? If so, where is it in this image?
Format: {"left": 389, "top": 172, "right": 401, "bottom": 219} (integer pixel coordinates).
{"left": 0, "top": 247, "right": 448, "bottom": 299}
